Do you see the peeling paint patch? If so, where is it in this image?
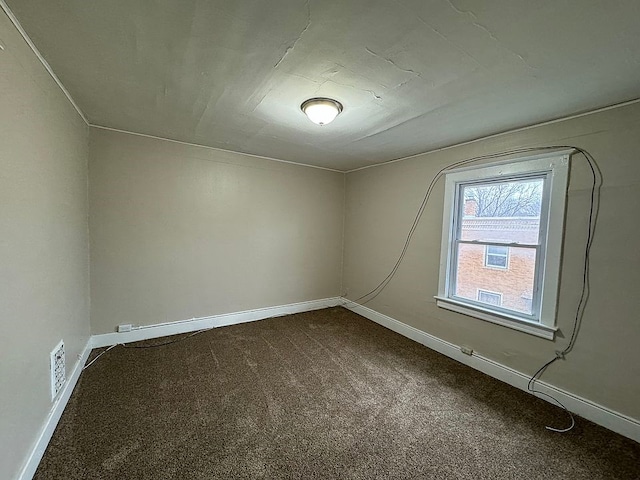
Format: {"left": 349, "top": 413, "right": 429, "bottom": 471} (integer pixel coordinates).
{"left": 317, "top": 77, "right": 383, "bottom": 101}
{"left": 445, "top": 0, "right": 535, "bottom": 70}
{"left": 394, "top": 78, "right": 413, "bottom": 90}
{"left": 289, "top": 73, "right": 322, "bottom": 85}
{"left": 333, "top": 62, "right": 391, "bottom": 90}
{"left": 365, "top": 47, "right": 423, "bottom": 78}
{"left": 364, "top": 47, "right": 432, "bottom": 89}
{"left": 273, "top": 0, "right": 311, "bottom": 69}
{"left": 318, "top": 66, "right": 384, "bottom": 100}
{"left": 414, "top": 15, "right": 483, "bottom": 69}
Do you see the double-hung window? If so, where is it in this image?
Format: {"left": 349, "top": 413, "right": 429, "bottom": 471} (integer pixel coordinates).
{"left": 436, "top": 151, "right": 571, "bottom": 339}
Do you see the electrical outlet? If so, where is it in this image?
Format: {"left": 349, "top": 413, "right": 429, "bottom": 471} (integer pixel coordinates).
{"left": 117, "top": 324, "right": 133, "bottom": 333}
{"left": 460, "top": 345, "right": 473, "bottom": 356}
{"left": 50, "top": 341, "right": 66, "bottom": 401}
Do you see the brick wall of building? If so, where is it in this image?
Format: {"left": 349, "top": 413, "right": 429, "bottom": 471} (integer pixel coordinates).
{"left": 455, "top": 216, "right": 538, "bottom": 314}
{"left": 456, "top": 244, "right": 535, "bottom": 313}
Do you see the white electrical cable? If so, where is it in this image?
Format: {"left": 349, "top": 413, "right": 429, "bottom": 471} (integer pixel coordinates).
{"left": 83, "top": 344, "right": 119, "bottom": 370}
{"left": 338, "top": 145, "right": 601, "bottom": 434}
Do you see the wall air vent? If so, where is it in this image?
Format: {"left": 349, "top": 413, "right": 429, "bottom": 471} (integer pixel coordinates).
{"left": 50, "top": 340, "right": 66, "bottom": 400}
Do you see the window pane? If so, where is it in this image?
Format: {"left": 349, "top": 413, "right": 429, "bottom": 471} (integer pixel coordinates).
{"left": 486, "top": 254, "right": 507, "bottom": 268}
{"left": 485, "top": 245, "right": 508, "bottom": 268}
{"left": 460, "top": 178, "right": 544, "bottom": 244}
{"left": 454, "top": 243, "right": 536, "bottom": 316}
{"left": 487, "top": 245, "right": 508, "bottom": 255}
{"left": 478, "top": 290, "right": 502, "bottom": 306}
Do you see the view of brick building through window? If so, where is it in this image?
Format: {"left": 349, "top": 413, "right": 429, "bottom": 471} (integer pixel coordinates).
{"left": 454, "top": 178, "right": 543, "bottom": 316}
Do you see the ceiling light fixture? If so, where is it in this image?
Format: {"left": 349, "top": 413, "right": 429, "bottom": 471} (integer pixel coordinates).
{"left": 301, "top": 97, "right": 343, "bottom": 126}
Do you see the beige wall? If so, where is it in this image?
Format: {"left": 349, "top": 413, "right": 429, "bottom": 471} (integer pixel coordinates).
{"left": 2, "top": 5, "right": 637, "bottom": 474}
{"left": 89, "top": 128, "right": 344, "bottom": 334}
{"left": 343, "top": 101, "right": 640, "bottom": 421}
{"left": 0, "top": 10, "right": 90, "bottom": 480}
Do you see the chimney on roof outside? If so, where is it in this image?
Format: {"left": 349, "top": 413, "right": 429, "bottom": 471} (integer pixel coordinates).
{"left": 464, "top": 198, "right": 478, "bottom": 217}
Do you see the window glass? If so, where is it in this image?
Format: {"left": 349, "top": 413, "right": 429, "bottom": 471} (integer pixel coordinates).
{"left": 454, "top": 238, "right": 536, "bottom": 315}
{"left": 460, "top": 178, "right": 544, "bottom": 245}
{"left": 485, "top": 245, "right": 508, "bottom": 268}
{"left": 477, "top": 290, "right": 502, "bottom": 306}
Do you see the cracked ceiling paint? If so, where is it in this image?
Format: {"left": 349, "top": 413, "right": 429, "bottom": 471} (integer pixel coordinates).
{"left": 5, "top": 0, "right": 640, "bottom": 170}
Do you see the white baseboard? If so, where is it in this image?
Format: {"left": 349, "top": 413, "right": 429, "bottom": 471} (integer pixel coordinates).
{"left": 21, "top": 297, "right": 635, "bottom": 480}
{"left": 17, "top": 297, "right": 341, "bottom": 479}
{"left": 91, "top": 297, "right": 342, "bottom": 348}
{"left": 17, "top": 338, "right": 93, "bottom": 480}
{"left": 345, "top": 301, "right": 640, "bottom": 444}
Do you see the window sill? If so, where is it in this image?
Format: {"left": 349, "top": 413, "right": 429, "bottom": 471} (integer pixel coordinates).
{"left": 434, "top": 296, "right": 556, "bottom": 340}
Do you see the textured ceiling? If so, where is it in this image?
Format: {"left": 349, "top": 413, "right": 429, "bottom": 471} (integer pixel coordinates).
{"left": 6, "top": 0, "right": 640, "bottom": 170}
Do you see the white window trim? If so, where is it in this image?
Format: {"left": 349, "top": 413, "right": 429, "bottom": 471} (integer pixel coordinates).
{"left": 435, "top": 150, "right": 572, "bottom": 340}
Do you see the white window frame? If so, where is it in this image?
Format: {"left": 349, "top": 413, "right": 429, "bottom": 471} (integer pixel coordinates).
{"left": 435, "top": 150, "right": 572, "bottom": 340}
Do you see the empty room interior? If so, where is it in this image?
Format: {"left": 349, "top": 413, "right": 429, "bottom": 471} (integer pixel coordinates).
{"left": 2, "top": 0, "right": 640, "bottom": 478}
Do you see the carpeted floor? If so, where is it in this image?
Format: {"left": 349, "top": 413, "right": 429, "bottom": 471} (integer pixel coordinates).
{"left": 35, "top": 307, "right": 640, "bottom": 479}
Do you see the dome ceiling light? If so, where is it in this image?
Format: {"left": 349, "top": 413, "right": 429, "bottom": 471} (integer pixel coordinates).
{"left": 300, "top": 98, "right": 343, "bottom": 126}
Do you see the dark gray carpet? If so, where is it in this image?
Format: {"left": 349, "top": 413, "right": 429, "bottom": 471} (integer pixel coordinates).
{"left": 35, "top": 307, "right": 640, "bottom": 479}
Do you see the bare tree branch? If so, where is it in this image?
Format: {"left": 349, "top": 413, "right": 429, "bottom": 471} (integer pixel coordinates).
{"left": 465, "top": 180, "right": 542, "bottom": 217}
